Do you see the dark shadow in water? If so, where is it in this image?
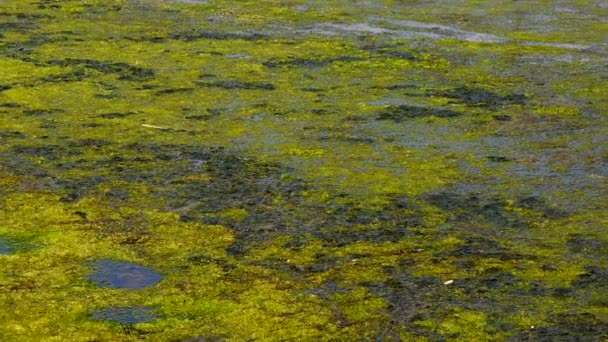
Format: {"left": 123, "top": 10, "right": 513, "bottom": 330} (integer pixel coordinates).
{"left": 430, "top": 86, "right": 527, "bottom": 107}
{"left": 89, "top": 259, "right": 164, "bottom": 289}
{"left": 508, "top": 313, "right": 608, "bottom": 341}
{"left": 376, "top": 104, "right": 461, "bottom": 121}
{"left": 92, "top": 306, "right": 157, "bottom": 324}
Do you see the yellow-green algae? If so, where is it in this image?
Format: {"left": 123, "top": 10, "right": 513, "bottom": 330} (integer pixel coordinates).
{"left": 1, "top": 0, "right": 607, "bottom": 340}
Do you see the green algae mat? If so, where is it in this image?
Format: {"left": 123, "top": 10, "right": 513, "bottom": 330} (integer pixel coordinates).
{"left": 1, "top": 0, "right": 607, "bottom": 340}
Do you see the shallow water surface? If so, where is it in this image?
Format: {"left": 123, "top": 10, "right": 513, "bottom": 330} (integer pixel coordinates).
{"left": 89, "top": 260, "right": 164, "bottom": 289}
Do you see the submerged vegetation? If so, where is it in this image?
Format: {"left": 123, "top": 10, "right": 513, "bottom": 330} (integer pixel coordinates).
{"left": 0, "top": 0, "right": 607, "bottom": 340}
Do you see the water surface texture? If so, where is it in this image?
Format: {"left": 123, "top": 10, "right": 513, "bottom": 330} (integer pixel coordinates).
{"left": 0, "top": 0, "right": 606, "bottom": 340}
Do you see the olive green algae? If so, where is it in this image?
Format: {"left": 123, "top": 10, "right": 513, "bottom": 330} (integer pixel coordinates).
{"left": 1, "top": 0, "right": 607, "bottom": 340}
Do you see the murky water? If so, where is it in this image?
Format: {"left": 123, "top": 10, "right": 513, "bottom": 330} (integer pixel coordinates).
{"left": 0, "top": 238, "right": 16, "bottom": 255}
{"left": 0, "top": 0, "right": 607, "bottom": 340}
{"left": 89, "top": 260, "right": 164, "bottom": 289}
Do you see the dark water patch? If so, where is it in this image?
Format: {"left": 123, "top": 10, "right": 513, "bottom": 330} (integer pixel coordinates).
{"left": 22, "top": 108, "right": 65, "bottom": 117}
{"left": 517, "top": 196, "right": 569, "bottom": 219}
{"left": 89, "top": 259, "right": 163, "bottom": 289}
{"left": 447, "top": 237, "right": 527, "bottom": 260}
{"left": 315, "top": 225, "right": 412, "bottom": 246}
{"left": 168, "top": 30, "right": 266, "bottom": 42}
{"left": 0, "top": 151, "right": 51, "bottom": 178}
{"left": 343, "top": 114, "right": 369, "bottom": 122}
{"left": 372, "top": 266, "right": 579, "bottom": 338}
{"left": 46, "top": 59, "right": 155, "bottom": 81}
{"left": 82, "top": 122, "right": 103, "bottom": 128}
{"left": 301, "top": 201, "right": 422, "bottom": 246}
{"left": 509, "top": 313, "right": 608, "bottom": 341}
{"left": 301, "top": 87, "right": 325, "bottom": 92}
{"left": 422, "top": 190, "right": 561, "bottom": 227}
{"left": 567, "top": 234, "right": 608, "bottom": 255}
{"left": 573, "top": 265, "right": 608, "bottom": 288}
{"left": 36, "top": 0, "right": 61, "bottom": 10}
{"left": 92, "top": 306, "right": 157, "bottom": 325}
{"left": 341, "top": 136, "right": 376, "bottom": 143}
{"left": 0, "top": 142, "right": 525, "bottom": 255}
{"left": 487, "top": 155, "right": 511, "bottom": 162}
{"left": 375, "top": 49, "right": 417, "bottom": 61}
{"left": 376, "top": 105, "right": 461, "bottom": 121}
{"left": 155, "top": 87, "right": 194, "bottom": 95}
{"left": 0, "top": 236, "right": 34, "bottom": 255}
{"left": 177, "top": 336, "right": 225, "bottom": 342}
{"left": 306, "top": 279, "right": 350, "bottom": 299}
{"left": 54, "top": 176, "right": 108, "bottom": 203}
{"left": 425, "top": 191, "right": 499, "bottom": 220}
{"left": 74, "top": 211, "right": 87, "bottom": 219}
{"left": 263, "top": 56, "right": 364, "bottom": 68}
{"left": 0, "top": 103, "right": 21, "bottom": 108}
{"left": 310, "top": 109, "right": 329, "bottom": 115}
{"left": 94, "top": 214, "right": 151, "bottom": 245}
{"left": 40, "top": 69, "right": 87, "bottom": 83}
{"left": 185, "top": 115, "right": 214, "bottom": 121}
{"left": 492, "top": 114, "right": 512, "bottom": 121}
{"left": 186, "top": 254, "right": 226, "bottom": 266}
{"left": 195, "top": 80, "right": 276, "bottom": 90}
{"left": 361, "top": 42, "right": 418, "bottom": 60}
{"left": 457, "top": 269, "right": 522, "bottom": 291}
{"left": 93, "top": 144, "right": 421, "bottom": 250}
{"left": 316, "top": 133, "right": 376, "bottom": 144}
{"left": 0, "top": 237, "right": 17, "bottom": 255}
{"left": 375, "top": 83, "right": 420, "bottom": 91}
{"left": 137, "top": 84, "right": 161, "bottom": 90}
{"left": 1, "top": 34, "right": 63, "bottom": 60}
{"left": 0, "top": 131, "right": 26, "bottom": 139}
{"left": 185, "top": 108, "right": 222, "bottom": 121}
{"left": 130, "top": 30, "right": 266, "bottom": 43}
{"left": 67, "top": 139, "right": 111, "bottom": 148}
{"left": 0, "top": 12, "right": 53, "bottom": 19}
{"left": 106, "top": 188, "right": 130, "bottom": 200}
{"left": 12, "top": 144, "right": 77, "bottom": 161}
{"left": 100, "top": 112, "right": 133, "bottom": 119}
{"left": 429, "top": 86, "right": 527, "bottom": 107}
{"left": 366, "top": 270, "right": 452, "bottom": 339}
{"left": 370, "top": 48, "right": 418, "bottom": 61}
{"left": 0, "top": 21, "right": 39, "bottom": 31}
{"left": 95, "top": 94, "right": 120, "bottom": 99}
